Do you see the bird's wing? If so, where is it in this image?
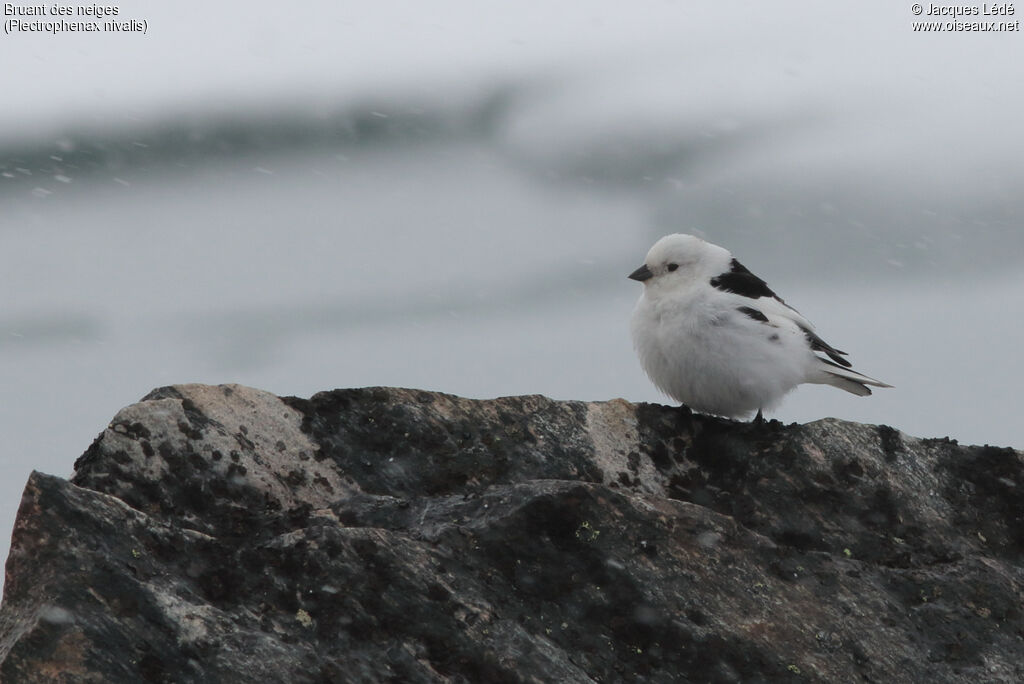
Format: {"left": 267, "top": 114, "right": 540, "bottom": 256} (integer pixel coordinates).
{"left": 715, "top": 265, "right": 854, "bottom": 368}
{"left": 732, "top": 296, "right": 891, "bottom": 390}
{"left": 713, "top": 260, "right": 890, "bottom": 387}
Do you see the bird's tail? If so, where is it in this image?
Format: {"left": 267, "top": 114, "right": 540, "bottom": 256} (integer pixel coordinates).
{"left": 813, "top": 359, "right": 893, "bottom": 397}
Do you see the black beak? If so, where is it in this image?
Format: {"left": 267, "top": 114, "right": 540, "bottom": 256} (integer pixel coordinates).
{"left": 628, "top": 264, "right": 653, "bottom": 282}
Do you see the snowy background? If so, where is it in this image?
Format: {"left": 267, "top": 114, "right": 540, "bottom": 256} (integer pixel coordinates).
{"left": 2, "top": 1, "right": 1023, "bottom": 582}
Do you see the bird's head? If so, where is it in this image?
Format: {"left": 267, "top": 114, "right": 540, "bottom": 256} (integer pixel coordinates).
{"left": 628, "top": 233, "right": 729, "bottom": 290}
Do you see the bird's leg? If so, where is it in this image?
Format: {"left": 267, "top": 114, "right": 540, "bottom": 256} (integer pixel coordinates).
{"left": 753, "top": 409, "right": 764, "bottom": 425}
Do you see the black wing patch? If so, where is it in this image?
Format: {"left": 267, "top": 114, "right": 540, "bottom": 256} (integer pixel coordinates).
{"left": 736, "top": 306, "right": 769, "bottom": 323}
{"left": 710, "top": 259, "right": 781, "bottom": 301}
{"left": 799, "top": 324, "right": 852, "bottom": 367}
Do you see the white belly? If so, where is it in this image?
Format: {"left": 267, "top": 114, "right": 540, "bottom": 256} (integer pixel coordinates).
{"left": 631, "top": 294, "right": 809, "bottom": 418}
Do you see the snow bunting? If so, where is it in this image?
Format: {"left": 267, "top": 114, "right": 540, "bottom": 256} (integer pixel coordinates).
{"left": 629, "top": 233, "right": 891, "bottom": 420}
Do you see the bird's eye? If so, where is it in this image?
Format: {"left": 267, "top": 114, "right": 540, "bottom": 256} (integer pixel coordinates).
{"left": 667, "top": 263, "right": 679, "bottom": 272}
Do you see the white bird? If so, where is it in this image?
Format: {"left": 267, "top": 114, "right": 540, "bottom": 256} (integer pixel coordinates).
{"left": 628, "top": 233, "right": 891, "bottom": 420}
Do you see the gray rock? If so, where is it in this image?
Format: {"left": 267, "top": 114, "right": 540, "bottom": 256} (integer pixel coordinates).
{"left": 1, "top": 383, "right": 1022, "bottom": 683}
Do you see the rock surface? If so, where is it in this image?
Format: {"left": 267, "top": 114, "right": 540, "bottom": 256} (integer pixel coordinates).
{"left": 1, "top": 384, "right": 1023, "bottom": 683}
